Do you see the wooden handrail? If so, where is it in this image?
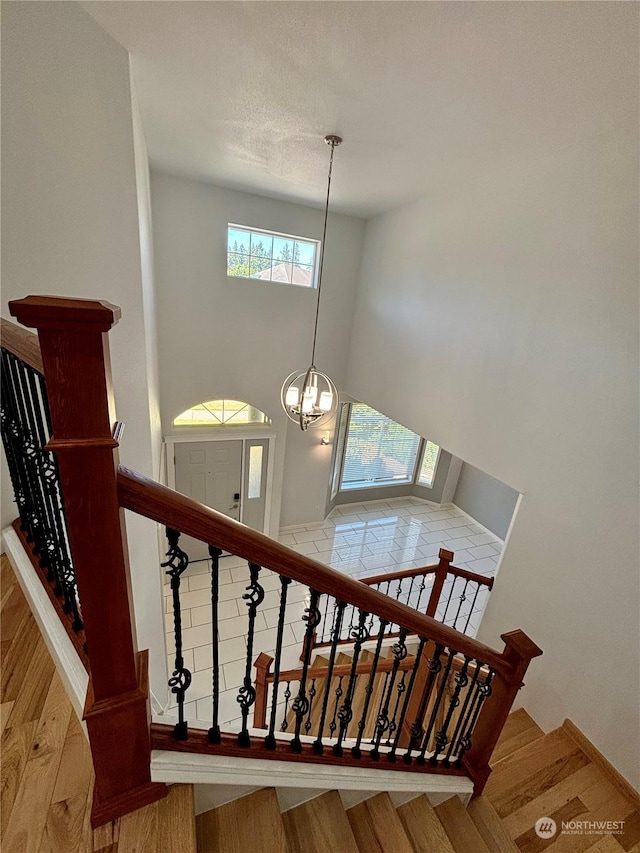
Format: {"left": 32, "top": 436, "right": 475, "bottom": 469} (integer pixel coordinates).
{"left": 1, "top": 317, "right": 44, "bottom": 373}
{"left": 362, "top": 561, "right": 494, "bottom": 590}
{"left": 117, "top": 465, "right": 511, "bottom": 678}
{"left": 268, "top": 655, "right": 419, "bottom": 684}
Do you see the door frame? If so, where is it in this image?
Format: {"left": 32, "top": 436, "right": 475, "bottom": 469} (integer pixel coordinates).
{"left": 164, "top": 429, "right": 276, "bottom": 535}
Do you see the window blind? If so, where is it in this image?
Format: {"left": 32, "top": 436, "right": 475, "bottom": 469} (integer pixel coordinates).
{"left": 340, "top": 404, "right": 421, "bottom": 489}
{"left": 330, "top": 403, "right": 350, "bottom": 499}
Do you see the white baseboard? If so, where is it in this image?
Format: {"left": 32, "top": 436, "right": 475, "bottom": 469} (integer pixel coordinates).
{"left": 2, "top": 526, "right": 89, "bottom": 729}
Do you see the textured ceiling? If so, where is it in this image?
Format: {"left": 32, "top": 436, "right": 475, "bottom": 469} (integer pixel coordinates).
{"left": 84, "top": 1, "right": 636, "bottom": 218}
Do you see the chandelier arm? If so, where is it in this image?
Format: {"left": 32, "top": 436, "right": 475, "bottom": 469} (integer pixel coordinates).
{"left": 310, "top": 138, "right": 338, "bottom": 367}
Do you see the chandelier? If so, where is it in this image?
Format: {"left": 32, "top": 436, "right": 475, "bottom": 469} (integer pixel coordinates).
{"left": 281, "top": 135, "right": 342, "bottom": 430}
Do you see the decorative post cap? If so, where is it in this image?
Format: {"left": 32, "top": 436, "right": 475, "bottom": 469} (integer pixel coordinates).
{"left": 9, "top": 295, "right": 121, "bottom": 331}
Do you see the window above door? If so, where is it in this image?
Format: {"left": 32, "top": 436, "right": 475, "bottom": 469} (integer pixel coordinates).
{"left": 173, "top": 400, "right": 271, "bottom": 427}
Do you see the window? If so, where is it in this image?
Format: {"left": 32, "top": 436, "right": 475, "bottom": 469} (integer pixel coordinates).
{"left": 227, "top": 224, "right": 318, "bottom": 287}
{"left": 333, "top": 402, "right": 441, "bottom": 493}
{"left": 417, "top": 441, "right": 440, "bottom": 487}
{"left": 173, "top": 400, "right": 270, "bottom": 427}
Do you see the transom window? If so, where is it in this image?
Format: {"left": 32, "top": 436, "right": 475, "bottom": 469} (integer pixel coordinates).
{"left": 333, "top": 403, "right": 440, "bottom": 493}
{"left": 173, "top": 400, "right": 270, "bottom": 427}
{"left": 227, "top": 224, "right": 318, "bottom": 287}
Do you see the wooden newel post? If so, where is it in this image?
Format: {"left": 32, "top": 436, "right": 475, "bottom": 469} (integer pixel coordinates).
{"left": 253, "top": 652, "right": 273, "bottom": 730}
{"left": 9, "top": 296, "right": 166, "bottom": 826}
{"left": 425, "top": 548, "right": 453, "bottom": 617}
{"left": 463, "top": 629, "right": 543, "bottom": 796}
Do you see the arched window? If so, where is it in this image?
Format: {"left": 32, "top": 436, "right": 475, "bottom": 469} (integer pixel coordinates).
{"left": 173, "top": 400, "right": 270, "bottom": 427}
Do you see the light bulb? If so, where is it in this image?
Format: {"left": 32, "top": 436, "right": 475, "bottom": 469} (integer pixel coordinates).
{"left": 319, "top": 391, "right": 333, "bottom": 411}
{"left": 285, "top": 385, "right": 300, "bottom": 407}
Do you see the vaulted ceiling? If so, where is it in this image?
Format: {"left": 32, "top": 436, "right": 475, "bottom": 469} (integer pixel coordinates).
{"left": 84, "top": 1, "right": 636, "bottom": 218}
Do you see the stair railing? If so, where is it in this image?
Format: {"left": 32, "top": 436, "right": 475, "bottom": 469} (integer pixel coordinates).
{"left": 312, "top": 549, "right": 494, "bottom": 652}
{"left": 3, "top": 295, "right": 542, "bottom": 824}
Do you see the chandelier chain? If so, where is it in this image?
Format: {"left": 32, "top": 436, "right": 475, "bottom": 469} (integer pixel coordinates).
{"left": 310, "top": 136, "right": 339, "bottom": 367}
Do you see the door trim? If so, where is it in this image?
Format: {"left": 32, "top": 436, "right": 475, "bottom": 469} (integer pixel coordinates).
{"left": 164, "top": 431, "right": 275, "bottom": 535}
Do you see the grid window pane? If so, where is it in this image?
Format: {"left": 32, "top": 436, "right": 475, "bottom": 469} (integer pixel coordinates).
{"left": 340, "top": 404, "right": 421, "bottom": 490}
{"left": 227, "top": 225, "right": 318, "bottom": 287}
{"left": 418, "top": 441, "right": 441, "bottom": 487}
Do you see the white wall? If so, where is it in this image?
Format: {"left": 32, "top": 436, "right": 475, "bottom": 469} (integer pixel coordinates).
{"left": 151, "top": 172, "right": 365, "bottom": 532}
{"left": 346, "top": 123, "right": 639, "bottom": 786}
{"left": 1, "top": 1, "right": 167, "bottom": 704}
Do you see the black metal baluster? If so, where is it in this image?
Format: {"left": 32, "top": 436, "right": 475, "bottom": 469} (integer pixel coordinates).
{"left": 389, "top": 637, "right": 427, "bottom": 764}
{"left": 444, "top": 660, "right": 481, "bottom": 766}
{"left": 395, "top": 579, "right": 403, "bottom": 602}
{"left": 208, "top": 545, "right": 223, "bottom": 744}
{"left": 451, "top": 580, "right": 470, "bottom": 631}
{"left": 371, "top": 673, "right": 389, "bottom": 744}
{"left": 313, "top": 600, "right": 346, "bottom": 755}
{"left": 405, "top": 575, "right": 416, "bottom": 608}
{"left": 280, "top": 681, "right": 292, "bottom": 731}
{"left": 334, "top": 609, "right": 369, "bottom": 757}
{"left": 237, "top": 562, "right": 265, "bottom": 746}
{"left": 454, "top": 667, "right": 494, "bottom": 767}
{"left": 321, "top": 594, "right": 330, "bottom": 643}
{"left": 417, "top": 648, "right": 456, "bottom": 764}
{"left": 265, "top": 574, "right": 292, "bottom": 750}
{"left": 304, "top": 679, "right": 317, "bottom": 735}
{"left": 371, "top": 629, "right": 408, "bottom": 760}
{"left": 462, "top": 585, "right": 481, "bottom": 634}
{"left": 386, "top": 670, "right": 407, "bottom": 745}
{"left": 329, "top": 676, "right": 344, "bottom": 740}
{"left": 352, "top": 619, "right": 388, "bottom": 759}
{"left": 441, "top": 577, "right": 456, "bottom": 624}
{"left": 416, "top": 573, "right": 428, "bottom": 613}
{"left": 431, "top": 655, "right": 472, "bottom": 765}
{"left": 291, "top": 589, "right": 321, "bottom": 753}
{"left": 162, "top": 528, "right": 192, "bottom": 740}
{"left": 1, "top": 352, "right": 33, "bottom": 541}
{"left": 404, "top": 642, "right": 444, "bottom": 763}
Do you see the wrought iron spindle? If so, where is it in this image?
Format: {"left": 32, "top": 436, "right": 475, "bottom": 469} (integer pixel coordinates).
{"left": 454, "top": 666, "right": 494, "bottom": 767}
{"left": 405, "top": 575, "right": 416, "bottom": 608}
{"left": 313, "top": 600, "right": 346, "bottom": 754}
{"left": 352, "top": 619, "right": 388, "bottom": 758}
{"left": 329, "top": 675, "right": 344, "bottom": 739}
{"left": 416, "top": 574, "right": 428, "bottom": 613}
{"left": 291, "top": 589, "right": 321, "bottom": 752}
{"left": 265, "top": 574, "right": 292, "bottom": 749}
{"left": 451, "top": 580, "right": 470, "bottom": 630}
{"left": 389, "top": 637, "right": 427, "bottom": 763}
{"left": 386, "top": 670, "right": 407, "bottom": 745}
{"left": 417, "top": 648, "right": 456, "bottom": 764}
{"left": 207, "top": 545, "right": 223, "bottom": 743}
{"left": 280, "top": 682, "right": 292, "bottom": 731}
{"left": 441, "top": 577, "right": 456, "bottom": 624}
{"left": 334, "top": 609, "right": 370, "bottom": 756}
{"left": 443, "top": 659, "right": 481, "bottom": 765}
{"left": 162, "top": 528, "right": 192, "bottom": 740}
{"left": 371, "top": 629, "right": 408, "bottom": 760}
{"left": 371, "top": 672, "right": 389, "bottom": 744}
{"left": 304, "top": 679, "right": 317, "bottom": 735}
{"left": 430, "top": 655, "right": 471, "bottom": 765}
{"left": 404, "top": 642, "right": 444, "bottom": 762}
{"left": 237, "top": 562, "right": 265, "bottom": 746}
{"left": 321, "top": 594, "right": 331, "bottom": 643}
{"left": 462, "top": 585, "right": 481, "bottom": 634}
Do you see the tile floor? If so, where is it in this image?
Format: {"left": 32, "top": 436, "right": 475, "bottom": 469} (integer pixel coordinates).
{"left": 162, "top": 497, "right": 503, "bottom": 729}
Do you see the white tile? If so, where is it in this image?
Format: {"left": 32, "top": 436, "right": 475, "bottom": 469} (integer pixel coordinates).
{"left": 182, "top": 622, "right": 215, "bottom": 650}
{"left": 419, "top": 529, "right": 452, "bottom": 544}
{"left": 220, "top": 579, "right": 249, "bottom": 602}
{"left": 219, "top": 635, "right": 247, "bottom": 664}
{"left": 424, "top": 519, "right": 453, "bottom": 532}
{"left": 278, "top": 533, "right": 296, "bottom": 546}
{"left": 172, "top": 587, "right": 211, "bottom": 611}
{"left": 469, "top": 533, "right": 499, "bottom": 547}
{"left": 222, "top": 657, "right": 247, "bottom": 692}
{"left": 291, "top": 541, "right": 320, "bottom": 556}
{"left": 465, "top": 557, "right": 498, "bottom": 575}
{"left": 292, "top": 528, "right": 328, "bottom": 544}
{"left": 187, "top": 572, "right": 211, "bottom": 591}
{"left": 466, "top": 544, "right": 499, "bottom": 560}
{"left": 252, "top": 624, "right": 296, "bottom": 656}
{"left": 445, "top": 536, "right": 476, "bottom": 551}
{"left": 219, "top": 611, "right": 267, "bottom": 641}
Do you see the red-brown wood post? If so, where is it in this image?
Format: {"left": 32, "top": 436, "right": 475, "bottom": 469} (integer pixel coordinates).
{"left": 9, "top": 296, "right": 167, "bottom": 827}
{"left": 253, "top": 652, "right": 273, "bottom": 729}
{"left": 463, "top": 629, "right": 543, "bottom": 796}
{"left": 425, "top": 548, "right": 453, "bottom": 617}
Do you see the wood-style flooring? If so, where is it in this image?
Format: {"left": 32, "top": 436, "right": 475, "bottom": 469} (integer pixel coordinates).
{"left": 0, "top": 555, "right": 196, "bottom": 852}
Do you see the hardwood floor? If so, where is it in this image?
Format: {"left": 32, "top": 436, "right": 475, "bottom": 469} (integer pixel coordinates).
{"left": 0, "top": 555, "right": 196, "bottom": 853}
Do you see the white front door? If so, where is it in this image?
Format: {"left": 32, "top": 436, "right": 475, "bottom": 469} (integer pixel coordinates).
{"left": 174, "top": 440, "right": 243, "bottom": 561}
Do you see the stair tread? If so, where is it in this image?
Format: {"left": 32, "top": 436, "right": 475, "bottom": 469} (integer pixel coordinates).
{"left": 196, "top": 788, "right": 289, "bottom": 853}
{"left": 347, "top": 792, "right": 414, "bottom": 853}
{"left": 283, "top": 790, "right": 359, "bottom": 853}
{"left": 435, "top": 796, "right": 492, "bottom": 853}
{"left": 156, "top": 784, "right": 197, "bottom": 852}
{"left": 492, "top": 707, "right": 544, "bottom": 764}
{"left": 467, "top": 796, "right": 519, "bottom": 853}
{"left": 396, "top": 795, "right": 457, "bottom": 853}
